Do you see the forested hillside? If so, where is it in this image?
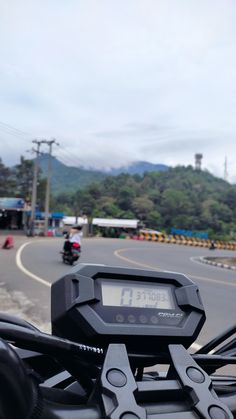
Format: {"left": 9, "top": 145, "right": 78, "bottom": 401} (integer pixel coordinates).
{"left": 38, "top": 155, "right": 169, "bottom": 193}
{"left": 38, "top": 155, "right": 107, "bottom": 193}
{"left": 1, "top": 156, "right": 236, "bottom": 239}
{"left": 52, "top": 166, "right": 236, "bottom": 239}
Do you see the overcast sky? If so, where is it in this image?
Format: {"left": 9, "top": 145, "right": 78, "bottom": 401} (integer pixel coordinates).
{"left": 1, "top": 0, "right": 236, "bottom": 182}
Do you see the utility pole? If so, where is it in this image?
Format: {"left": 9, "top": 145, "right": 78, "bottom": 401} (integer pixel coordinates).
{"left": 42, "top": 139, "right": 59, "bottom": 236}
{"left": 29, "top": 140, "right": 43, "bottom": 236}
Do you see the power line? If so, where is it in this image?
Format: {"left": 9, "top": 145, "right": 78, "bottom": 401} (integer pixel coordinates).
{"left": 0, "top": 125, "right": 32, "bottom": 140}
{"left": 0, "top": 120, "right": 33, "bottom": 138}
{"left": 0, "top": 120, "right": 84, "bottom": 167}
{"left": 56, "top": 145, "right": 85, "bottom": 168}
{"left": 56, "top": 151, "right": 80, "bottom": 168}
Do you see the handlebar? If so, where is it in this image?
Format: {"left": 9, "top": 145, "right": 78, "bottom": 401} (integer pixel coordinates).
{"left": 1, "top": 335, "right": 236, "bottom": 419}
{"left": 0, "top": 339, "right": 38, "bottom": 419}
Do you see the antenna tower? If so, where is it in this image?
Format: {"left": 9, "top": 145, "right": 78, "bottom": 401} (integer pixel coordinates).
{"left": 195, "top": 153, "right": 203, "bottom": 170}
{"left": 224, "top": 156, "right": 228, "bottom": 181}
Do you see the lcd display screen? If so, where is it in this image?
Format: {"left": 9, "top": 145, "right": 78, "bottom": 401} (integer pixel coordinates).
{"left": 101, "top": 280, "right": 174, "bottom": 309}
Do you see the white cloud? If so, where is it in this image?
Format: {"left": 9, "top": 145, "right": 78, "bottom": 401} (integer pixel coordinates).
{"left": 0, "top": 0, "right": 236, "bottom": 181}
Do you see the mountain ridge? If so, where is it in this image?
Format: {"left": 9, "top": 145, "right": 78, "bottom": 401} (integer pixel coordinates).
{"left": 38, "top": 155, "right": 169, "bottom": 193}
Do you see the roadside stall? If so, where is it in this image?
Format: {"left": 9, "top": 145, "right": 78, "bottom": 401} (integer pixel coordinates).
{"left": 0, "top": 197, "right": 25, "bottom": 230}
{"left": 91, "top": 218, "right": 139, "bottom": 238}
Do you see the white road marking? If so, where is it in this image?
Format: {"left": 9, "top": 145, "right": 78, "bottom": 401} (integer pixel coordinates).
{"left": 114, "top": 248, "right": 160, "bottom": 270}
{"left": 114, "top": 249, "right": 236, "bottom": 288}
{"left": 16, "top": 242, "right": 51, "bottom": 288}
{"left": 189, "top": 257, "right": 236, "bottom": 286}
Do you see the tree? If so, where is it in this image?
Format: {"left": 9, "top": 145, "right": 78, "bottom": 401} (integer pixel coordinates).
{"left": 97, "top": 196, "right": 121, "bottom": 217}
{"left": 160, "top": 189, "right": 192, "bottom": 228}
{"left": 131, "top": 196, "right": 154, "bottom": 221}
{"left": 200, "top": 199, "right": 233, "bottom": 232}
{"left": 73, "top": 190, "right": 96, "bottom": 217}
{"left": 87, "top": 183, "right": 103, "bottom": 200}
{"left": 0, "top": 158, "right": 14, "bottom": 195}
{"left": 145, "top": 210, "right": 162, "bottom": 230}
{"left": 117, "top": 186, "right": 136, "bottom": 211}
{"left": 221, "top": 187, "right": 236, "bottom": 213}
{"left": 13, "top": 156, "right": 34, "bottom": 199}
{"left": 11, "top": 156, "right": 47, "bottom": 210}
{"left": 28, "top": 164, "right": 236, "bottom": 239}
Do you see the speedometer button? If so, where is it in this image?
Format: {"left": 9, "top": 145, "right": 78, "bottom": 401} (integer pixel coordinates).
{"left": 139, "top": 315, "right": 147, "bottom": 324}
{"left": 127, "top": 314, "right": 136, "bottom": 323}
{"left": 116, "top": 314, "right": 125, "bottom": 323}
{"left": 150, "top": 315, "right": 159, "bottom": 324}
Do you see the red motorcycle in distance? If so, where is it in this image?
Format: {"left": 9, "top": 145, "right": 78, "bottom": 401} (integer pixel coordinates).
{"left": 61, "top": 241, "right": 81, "bottom": 265}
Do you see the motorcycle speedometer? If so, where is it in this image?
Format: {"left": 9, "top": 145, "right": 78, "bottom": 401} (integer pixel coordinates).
{"left": 51, "top": 264, "right": 205, "bottom": 354}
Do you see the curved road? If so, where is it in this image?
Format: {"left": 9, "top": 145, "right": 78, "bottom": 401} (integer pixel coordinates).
{"left": 11, "top": 236, "right": 236, "bottom": 347}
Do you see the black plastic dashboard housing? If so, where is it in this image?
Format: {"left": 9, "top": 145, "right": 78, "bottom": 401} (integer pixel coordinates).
{"left": 51, "top": 264, "right": 206, "bottom": 354}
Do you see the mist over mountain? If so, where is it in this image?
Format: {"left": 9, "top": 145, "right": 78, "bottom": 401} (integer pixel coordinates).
{"left": 38, "top": 155, "right": 106, "bottom": 194}
{"left": 38, "top": 155, "right": 169, "bottom": 194}
{"left": 104, "top": 161, "right": 169, "bottom": 176}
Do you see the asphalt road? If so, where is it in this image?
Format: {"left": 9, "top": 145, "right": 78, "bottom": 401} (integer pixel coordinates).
{"left": 1, "top": 236, "right": 236, "bottom": 347}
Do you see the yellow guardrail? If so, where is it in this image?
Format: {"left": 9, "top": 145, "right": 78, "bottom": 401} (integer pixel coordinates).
{"left": 135, "top": 231, "right": 236, "bottom": 250}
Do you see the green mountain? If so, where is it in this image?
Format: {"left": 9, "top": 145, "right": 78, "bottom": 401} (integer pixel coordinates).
{"left": 38, "top": 155, "right": 107, "bottom": 194}
{"left": 38, "top": 155, "right": 169, "bottom": 194}
{"left": 52, "top": 165, "right": 236, "bottom": 239}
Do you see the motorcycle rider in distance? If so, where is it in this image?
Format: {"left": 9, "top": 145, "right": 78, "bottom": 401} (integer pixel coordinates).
{"left": 63, "top": 225, "right": 83, "bottom": 254}
{"left": 209, "top": 240, "right": 216, "bottom": 250}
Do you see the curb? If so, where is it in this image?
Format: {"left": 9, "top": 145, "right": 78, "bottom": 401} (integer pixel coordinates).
{"left": 198, "top": 257, "right": 236, "bottom": 270}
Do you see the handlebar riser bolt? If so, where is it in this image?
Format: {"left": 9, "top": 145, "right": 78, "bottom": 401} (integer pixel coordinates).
{"left": 106, "top": 368, "right": 127, "bottom": 387}
{"left": 186, "top": 367, "right": 205, "bottom": 383}
{"left": 209, "top": 405, "right": 230, "bottom": 419}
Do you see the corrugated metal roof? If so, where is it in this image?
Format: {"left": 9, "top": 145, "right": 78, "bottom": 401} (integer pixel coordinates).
{"left": 63, "top": 216, "right": 88, "bottom": 225}
{"left": 0, "top": 197, "right": 25, "bottom": 209}
{"left": 92, "top": 218, "right": 139, "bottom": 228}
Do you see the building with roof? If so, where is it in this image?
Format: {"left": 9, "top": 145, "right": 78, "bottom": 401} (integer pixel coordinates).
{"left": 0, "top": 197, "right": 26, "bottom": 229}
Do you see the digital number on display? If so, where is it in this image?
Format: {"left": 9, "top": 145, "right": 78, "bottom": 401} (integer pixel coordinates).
{"left": 101, "top": 281, "right": 174, "bottom": 310}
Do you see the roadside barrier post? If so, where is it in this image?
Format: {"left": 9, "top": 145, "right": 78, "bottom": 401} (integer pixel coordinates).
{"left": 2, "top": 235, "right": 14, "bottom": 249}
